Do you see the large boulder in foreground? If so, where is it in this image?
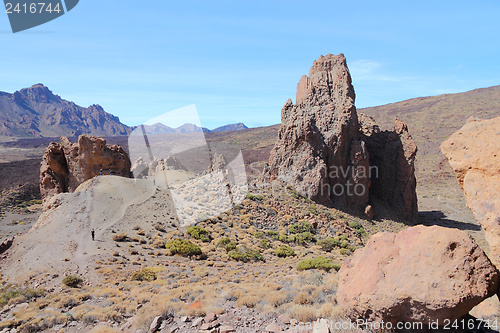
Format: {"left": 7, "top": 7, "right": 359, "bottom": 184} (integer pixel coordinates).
{"left": 40, "top": 135, "right": 131, "bottom": 201}
{"left": 440, "top": 117, "right": 500, "bottom": 270}
{"left": 337, "top": 225, "right": 498, "bottom": 324}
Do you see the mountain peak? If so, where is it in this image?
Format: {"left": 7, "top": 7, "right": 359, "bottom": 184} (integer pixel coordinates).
{"left": 18, "top": 84, "right": 58, "bottom": 103}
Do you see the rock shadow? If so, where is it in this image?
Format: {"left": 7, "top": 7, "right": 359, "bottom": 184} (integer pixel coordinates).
{"left": 418, "top": 210, "right": 481, "bottom": 232}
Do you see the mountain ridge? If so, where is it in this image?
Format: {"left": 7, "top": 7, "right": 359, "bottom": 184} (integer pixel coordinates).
{"left": 0, "top": 84, "right": 250, "bottom": 137}
{"left": 0, "top": 84, "right": 131, "bottom": 138}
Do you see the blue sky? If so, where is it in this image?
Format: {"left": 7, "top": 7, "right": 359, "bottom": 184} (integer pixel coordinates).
{"left": 1, "top": 0, "right": 499, "bottom": 129}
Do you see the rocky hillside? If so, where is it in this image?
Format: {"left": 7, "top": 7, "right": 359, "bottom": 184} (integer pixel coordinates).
{"left": 211, "top": 122, "right": 248, "bottom": 132}
{"left": 0, "top": 84, "right": 131, "bottom": 138}
{"left": 359, "top": 85, "right": 500, "bottom": 188}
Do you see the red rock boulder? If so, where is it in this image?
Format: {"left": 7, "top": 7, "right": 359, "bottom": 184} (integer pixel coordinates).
{"left": 337, "top": 225, "right": 498, "bottom": 324}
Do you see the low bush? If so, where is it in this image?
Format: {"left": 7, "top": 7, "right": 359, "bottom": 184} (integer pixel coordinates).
{"left": 130, "top": 268, "right": 157, "bottom": 282}
{"left": 186, "top": 226, "right": 210, "bottom": 242}
{"left": 300, "top": 232, "right": 316, "bottom": 243}
{"left": 253, "top": 231, "right": 264, "bottom": 239}
{"left": 317, "top": 237, "right": 339, "bottom": 252}
{"left": 225, "top": 242, "right": 237, "bottom": 252}
{"left": 166, "top": 239, "right": 202, "bottom": 257}
{"left": 260, "top": 239, "right": 271, "bottom": 249}
{"left": 265, "top": 230, "right": 279, "bottom": 237}
{"left": 62, "top": 275, "right": 83, "bottom": 288}
{"left": 348, "top": 221, "right": 363, "bottom": 229}
{"left": 217, "top": 237, "right": 232, "bottom": 247}
{"left": 154, "top": 224, "right": 166, "bottom": 232}
{"left": 289, "top": 221, "right": 314, "bottom": 234}
{"left": 112, "top": 232, "right": 129, "bottom": 242}
{"left": 275, "top": 245, "right": 295, "bottom": 258}
{"left": 296, "top": 256, "right": 341, "bottom": 272}
{"left": 245, "top": 193, "right": 263, "bottom": 201}
{"left": 308, "top": 205, "right": 318, "bottom": 215}
{"left": 0, "top": 284, "right": 44, "bottom": 306}
{"left": 228, "top": 246, "right": 264, "bottom": 262}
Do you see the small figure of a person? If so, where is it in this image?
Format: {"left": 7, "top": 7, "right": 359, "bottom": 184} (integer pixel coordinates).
{"left": 99, "top": 169, "right": 103, "bottom": 176}
{"left": 91, "top": 228, "right": 95, "bottom": 241}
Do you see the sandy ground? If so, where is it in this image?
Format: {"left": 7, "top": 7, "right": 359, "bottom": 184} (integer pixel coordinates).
{"left": 1, "top": 175, "right": 181, "bottom": 287}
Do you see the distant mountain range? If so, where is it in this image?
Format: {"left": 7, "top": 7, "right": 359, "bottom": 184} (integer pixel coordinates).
{"left": 0, "top": 84, "right": 130, "bottom": 138}
{"left": 139, "top": 122, "right": 248, "bottom": 134}
{"left": 0, "top": 84, "right": 248, "bottom": 138}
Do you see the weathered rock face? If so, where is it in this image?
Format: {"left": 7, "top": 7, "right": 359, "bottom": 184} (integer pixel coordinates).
{"left": 40, "top": 135, "right": 131, "bottom": 201}
{"left": 263, "top": 54, "right": 370, "bottom": 211}
{"left": 263, "top": 54, "right": 418, "bottom": 220}
{"left": 0, "top": 237, "right": 14, "bottom": 255}
{"left": 441, "top": 116, "right": 500, "bottom": 269}
{"left": 337, "top": 225, "right": 498, "bottom": 324}
{"left": 359, "top": 115, "right": 418, "bottom": 221}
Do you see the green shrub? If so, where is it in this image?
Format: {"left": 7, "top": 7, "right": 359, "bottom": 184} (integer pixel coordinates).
{"left": 253, "top": 231, "right": 264, "bottom": 239}
{"left": 288, "top": 234, "right": 304, "bottom": 245}
{"left": 225, "top": 242, "right": 237, "bottom": 252}
{"left": 186, "top": 226, "right": 210, "bottom": 242}
{"left": 278, "top": 234, "right": 289, "bottom": 243}
{"left": 301, "top": 232, "right": 316, "bottom": 243}
{"left": 228, "top": 246, "right": 264, "bottom": 262}
{"left": 296, "top": 256, "right": 341, "bottom": 272}
{"left": 317, "top": 237, "right": 339, "bottom": 252}
{"left": 166, "top": 239, "right": 202, "bottom": 257}
{"left": 340, "top": 240, "right": 349, "bottom": 249}
{"left": 0, "top": 284, "right": 44, "bottom": 306}
{"left": 245, "top": 193, "right": 264, "bottom": 201}
{"left": 355, "top": 229, "right": 367, "bottom": 237}
{"left": 349, "top": 221, "right": 363, "bottom": 229}
{"left": 266, "top": 230, "right": 279, "bottom": 237}
{"left": 260, "top": 239, "right": 271, "bottom": 249}
{"left": 338, "top": 235, "right": 348, "bottom": 241}
{"left": 289, "top": 221, "right": 314, "bottom": 234}
{"left": 308, "top": 205, "right": 318, "bottom": 215}
{"left": 339, "top": 248, "right": 348, "bottom": 255}
{"left": 62, "top": 275, "right": 83, "bottom": 288}
{"left": 217, "top": 237, "right": 232, "bottom": 247}
{"left": 275, "top": 245, "right": 295, "bottom": 258}
{"left": 130, "top": 268, "right": 157, "bottom": 282}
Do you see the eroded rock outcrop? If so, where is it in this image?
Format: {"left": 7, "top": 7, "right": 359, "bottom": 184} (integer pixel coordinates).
{"left": 262, "top": 54, "right": 418, "bottom": 220}
{"left": 337, "top": 225, "right": 498, "bottom": 324}
{"left": 441, "top": 116, "right": 500, "bottom": 269}
{"left": 40, "top": 135, "right": 131, "bottom": 201}
{"left": 359, "top": 115, "right": 418, "bottom": 221}
{"left": 263, "top": 54, "right": 370, "bottom": 210}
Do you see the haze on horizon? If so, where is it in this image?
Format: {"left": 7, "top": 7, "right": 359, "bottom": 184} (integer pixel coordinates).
{"left": 1, "top": 0, "right": 499, "bottom": 129}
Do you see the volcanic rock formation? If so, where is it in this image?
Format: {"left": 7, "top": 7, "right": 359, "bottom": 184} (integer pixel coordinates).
{"left": 359, "top": 115, "right": 418, "bottom": 221}
{"left": 441, "top": 116, "right": 500, "bottom": 270}
{"left": 337, "top": 225, "right": 498, "bottom": 324}
{"left": 263, "top": 54, "right": 418, "bottom": 220}
{"left": 40, "top": 135, "right": 131, "bottom": 201}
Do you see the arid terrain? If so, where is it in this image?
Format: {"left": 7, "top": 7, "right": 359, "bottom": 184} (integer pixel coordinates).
{"left": 1, "top": 71, "right": 500, "bottom": 332}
